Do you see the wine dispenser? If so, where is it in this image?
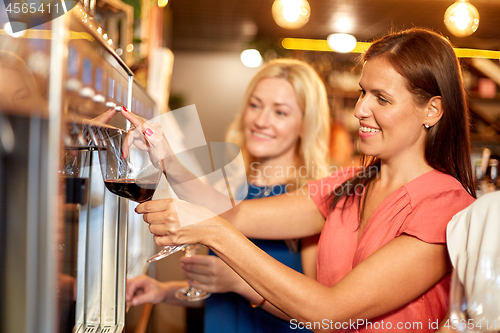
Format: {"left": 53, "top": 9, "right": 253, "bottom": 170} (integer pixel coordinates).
{"left": 0, "top": 3, "right": 157, "bottom": 332}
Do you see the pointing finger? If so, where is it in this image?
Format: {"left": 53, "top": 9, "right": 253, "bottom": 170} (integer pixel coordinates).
{"left": 121, "top": 107, "right": 146, "bottom": 128}
{"left": 92, "top": 108, "right": 118, "bottom": 125}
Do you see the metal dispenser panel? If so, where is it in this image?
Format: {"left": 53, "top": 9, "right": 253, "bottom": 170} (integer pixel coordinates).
{"left": 0, "top": 3, "right": 159, "bottom": 332}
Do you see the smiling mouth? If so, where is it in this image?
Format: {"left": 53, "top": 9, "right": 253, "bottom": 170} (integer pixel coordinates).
{"left": 359, "top": 126, "right": 381, "bottom": 133}
{"left": 252, "top": 131, "right": 274, "bottom": 140}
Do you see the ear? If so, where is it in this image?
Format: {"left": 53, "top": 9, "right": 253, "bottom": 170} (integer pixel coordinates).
{"left": 423, "top": 96, "right": 443, "bottom": 127}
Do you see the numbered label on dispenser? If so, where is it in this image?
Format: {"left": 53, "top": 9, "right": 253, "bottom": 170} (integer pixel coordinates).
{"left": 3, "top": 0, "right": 79, "bottom": 33}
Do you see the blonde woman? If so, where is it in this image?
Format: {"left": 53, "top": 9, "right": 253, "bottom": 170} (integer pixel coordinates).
{"left": 126, "top": 58, "right": 331, "bottom": 332}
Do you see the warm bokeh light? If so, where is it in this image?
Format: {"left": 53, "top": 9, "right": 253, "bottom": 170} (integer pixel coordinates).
{"left": 272, "top": 0, "right": 310, "bottom": 29}
{"left": 332, "top": 17, "right": 354, "bottom": 33}
{"left": 158, "top": 0, "right": 168, "bottom": 7}
{"left": 444, "top": 0, "right": 480, "bottom": 37}
{"left": 280, "top": 38, "right": 500, "bottom": 59}
{"left": 327, "top": 33, "right": 357, "bottom": 53}
{"left": 3, "top": 22, "right": 26, "bottom": 38}
{"left": 240, "top": 49, "right": 263, "bottom": 68}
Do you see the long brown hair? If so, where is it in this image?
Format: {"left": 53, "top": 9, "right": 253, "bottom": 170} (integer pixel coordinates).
{"left": 330, "top": 28, "right": 476, "bottom": 212}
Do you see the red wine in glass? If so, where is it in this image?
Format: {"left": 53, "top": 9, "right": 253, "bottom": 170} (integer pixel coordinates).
{"left": 104, "top": 179, "right": 159, "bottom": 203}
{"left": 96, "top": 125, "right": 186, "bottom": 262}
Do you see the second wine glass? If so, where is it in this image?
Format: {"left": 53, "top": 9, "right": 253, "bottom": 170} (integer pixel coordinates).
{"left": 175, "top": 245, "right": 212, "bottom": 301}
{"left": 448, "top": 251, "right": 500, "bottom": 332}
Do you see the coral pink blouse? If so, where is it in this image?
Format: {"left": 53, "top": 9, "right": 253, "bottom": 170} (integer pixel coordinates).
{"left": 308, "top": 169, "right": 475, "bottom": 333}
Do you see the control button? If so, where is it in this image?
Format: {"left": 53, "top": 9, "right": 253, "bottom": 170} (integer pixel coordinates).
{"left": 66, "top": 78, "right": 81, "bottom": 92}
{"left": 80, "top": 87, "right": 95, "bottom": 98}
{"left": 93, "top": 94, "right": 105, "bottom": 103}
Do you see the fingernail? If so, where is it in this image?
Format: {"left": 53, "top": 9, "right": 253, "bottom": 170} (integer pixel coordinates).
{"left": 121, "top": 152, "right": 124, "bottom": 159}
{"left": 122, "top": 106, "right": 128, "bottom": 112}
{"left": 145, "top": 128, "right": 154, "bottom": 136}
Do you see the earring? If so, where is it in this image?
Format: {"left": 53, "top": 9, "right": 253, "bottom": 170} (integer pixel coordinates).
{"left": 424, "top": 123, "right": 431, "bottom": 129}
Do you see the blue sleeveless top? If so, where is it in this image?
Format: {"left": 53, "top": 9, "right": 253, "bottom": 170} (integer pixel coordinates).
{"left": 204, "top": 183, "right": 307, "bottom": 332}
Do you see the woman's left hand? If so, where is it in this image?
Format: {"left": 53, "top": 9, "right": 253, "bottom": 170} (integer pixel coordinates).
{"left": 135, "top": 198, "right": 230, "bottom": 248}
{"left": 180, "top": 255, "right": 244, "bottom": 294}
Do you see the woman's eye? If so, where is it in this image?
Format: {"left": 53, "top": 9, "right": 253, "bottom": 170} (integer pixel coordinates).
{"left": 377, "top": 96, "right": 389, "bottom": 104}
{"left": 249, "top": 102, "right": 259, "bottom": 109}
{"left": 276, "top": 110, "right": 287, "bottom": 116}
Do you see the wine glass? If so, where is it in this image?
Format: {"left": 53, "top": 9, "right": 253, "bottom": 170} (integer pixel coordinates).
{"left": 448, "top": 251, "right": 500, "bottom": 332}
{"left": 175, "top": 245, "right": 211, "bottom": 301}
{"left": 97, "top": 126, "right": 161, "bottom": 202}
{"left": 94, "top": 125, "right": 187, "bottom": 261}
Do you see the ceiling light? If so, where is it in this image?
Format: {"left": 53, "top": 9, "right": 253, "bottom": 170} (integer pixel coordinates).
{"left": 272, "top": 0, "right": 310, "bottom": 30}
{"left": 240, "top": 49, "right": 262, "bottom": 68}
{"left": 327, "top": 33, "right": 357, "bottom": 53}
{"left": 444, "top": 0, "right": 479, "bottom": 37}
{"left": 332, "top": 17, "right": 354, "bottom": 33}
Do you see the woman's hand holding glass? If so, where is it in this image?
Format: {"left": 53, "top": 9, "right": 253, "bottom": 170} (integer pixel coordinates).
{"left": 136, "top": 198, "right": 226, "bottom": 249}
{"left": 180, "top": 254, "right": 244, "bottom": 294}
{"left": 174, "top": 245, "right": 212, "bottom": 301}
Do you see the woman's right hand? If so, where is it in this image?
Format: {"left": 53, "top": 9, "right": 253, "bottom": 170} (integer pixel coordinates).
{"left": 137, "top": 198, "right": 231, "bottom": 247}
{"left": 180, "top": 255, "right": 245, "bottom": 294}
{"left": 126, "top": 275, "right": 169, "bottom": 306}
{"left": 126, "top": 275, "right": 204, "bottom": 308}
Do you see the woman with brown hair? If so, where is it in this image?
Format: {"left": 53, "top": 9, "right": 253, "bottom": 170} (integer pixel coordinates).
{"left": 131, "top": 28, "right": 476, "bottom": 332}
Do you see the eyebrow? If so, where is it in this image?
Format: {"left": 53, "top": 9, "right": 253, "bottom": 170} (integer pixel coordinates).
{"left": 273, "top": 102, "right": 293, "bottom": 108}
{"left": 249, "top": 95, "right": 293, "bottom": 109}
{"left": 359, "top": 83, "right": 394, "bottom": 99}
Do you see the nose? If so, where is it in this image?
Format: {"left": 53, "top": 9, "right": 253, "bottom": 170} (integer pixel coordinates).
{"left": 254, "top": 108, "right": 271, "bottom": 128}
{"left": 353, "top": 96, "right": 370, "bottom": 120}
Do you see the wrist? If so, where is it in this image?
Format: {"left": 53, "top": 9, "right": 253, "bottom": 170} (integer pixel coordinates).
{"left": 205, "top": 216, "right": 235, "bottom": 250}
{"left": 234, "top": 278, "right": 254, "bottom": 297}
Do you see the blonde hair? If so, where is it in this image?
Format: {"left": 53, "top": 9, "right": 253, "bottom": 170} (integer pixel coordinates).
{"left": 226, "top": 58, "right": 331, "bottom": 185}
